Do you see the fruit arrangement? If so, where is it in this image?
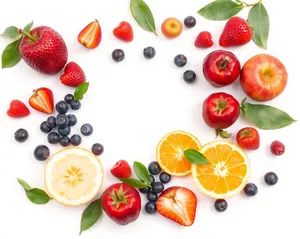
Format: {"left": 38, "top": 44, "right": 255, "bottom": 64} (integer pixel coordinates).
{"left": 1, "top": 0, "right": 297, "bottom": 236}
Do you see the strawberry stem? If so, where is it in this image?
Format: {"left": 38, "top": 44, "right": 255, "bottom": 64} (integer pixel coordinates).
{"left": 19, "top": 29, "right": 37, "bottom": 42}
{"left": 242, "top": 0, "right": 262, "bottom": 7}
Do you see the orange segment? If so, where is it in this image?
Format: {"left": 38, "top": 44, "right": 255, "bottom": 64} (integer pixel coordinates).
{"left": 156, "top": 131, "right": 201, "bottom": 176}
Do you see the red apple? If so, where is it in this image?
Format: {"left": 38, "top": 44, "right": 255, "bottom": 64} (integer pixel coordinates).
{"left": 161, "top": 18, "right": 182, "bottom": 38}
{"left": 240, "top": 54, "right": 288, "bottom": 102}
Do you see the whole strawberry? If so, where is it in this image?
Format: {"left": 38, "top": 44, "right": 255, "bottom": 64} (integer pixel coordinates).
{"left": 60, "top": 62, "right": 86, "bottom": 87}
{"left": 236, "top": 127, "right": 260, "bottom": 150}
{"left": 111, "top": 160, "right": 131, "bottom": 178}
{"left": 219, "top": 17, "right": 252, "bottom": 47}
{"left": 194, "top": 31, "right": 214, "bottom": 48}
{"left": 7, "top": 100, "right": 30, "bottom": 118}
{"left": 113, "top": 21, "right": 134, "bottom": 42}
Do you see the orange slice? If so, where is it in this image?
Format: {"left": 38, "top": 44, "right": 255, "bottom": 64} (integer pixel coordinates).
{"left": 192, "top": 140, "right": 250, "bottom": 199}
{"left": 156, "top": 131, "right": 201, "bottom": 176}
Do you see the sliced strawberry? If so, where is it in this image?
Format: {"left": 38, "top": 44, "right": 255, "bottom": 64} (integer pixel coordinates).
{"left": 29, "top": 87, "right": 54, "bottom": 114}
{"left": 60, "top": 62, "right": 86, "bottom": 87}
{"left": 110, "top": 160, "right": 131, "bottom": 178}
{"left": 113, "top": 21, "right": 134, "bottom": 42}
{"left": 77, "top": 19, "right": 102, "bottom": 49}
{"left": 156, "top": 186, "right": 197, "bottom": 226}
{"left": 7, "top": 100, "right": 30, "bottom": 118}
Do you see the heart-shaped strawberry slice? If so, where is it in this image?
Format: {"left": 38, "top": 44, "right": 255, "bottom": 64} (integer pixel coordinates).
{"left": 60, "top": 62, "right": 86, "bottom": 87}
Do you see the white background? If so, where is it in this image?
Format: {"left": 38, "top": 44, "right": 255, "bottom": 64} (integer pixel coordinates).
{"left": 0, "top": 0, "right": 299, "bottom": 238}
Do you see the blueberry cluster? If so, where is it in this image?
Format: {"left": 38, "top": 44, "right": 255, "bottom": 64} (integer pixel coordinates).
{"left": 174, "top": 54, "right": 197, "bottom": 84}
{"left": 139, "top": 161, "right": 172, "bottom": 214}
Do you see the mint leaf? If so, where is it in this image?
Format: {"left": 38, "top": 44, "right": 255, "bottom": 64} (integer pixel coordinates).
{"left": 24, "top": 21, "right": 34, "bottom": 32}
{"left": 133, "top": 161, "right": 151, "bottom": 185}
{"left": 74, "top": 82, "right": 89, "bottom": 100}
{"left": 25, "top": 188, "right": 52, "bottom": 204}
{"left": 119, "top": 178, "right": 149, "bottom": 188}
{"left": 0, "top": 26, "right": 20, "bottom": 38}
{"left": 184, "top": 149, "right": 209, "bottom": 165}
{"left": 1, "top": 38, "right": 22, "bottom": 68}
{"left": 17, "top": 178, "right": 31, "bottom": 190}
{"left": 80, "top": 199, "right": 102, "bottom": 235}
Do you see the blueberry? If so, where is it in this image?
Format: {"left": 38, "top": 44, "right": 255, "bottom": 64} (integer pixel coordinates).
{"left": 60, "top": 136, "right": 70, "bottom": 147}
{"left": 159, "top": 172, "right": 171, "bottom": 184}
{"left": 70, "top": 100, "right": 81, "bottom": 110}
{"left": 147, "top": 191, "right": 158, "bottom": 202}
{"left": 64, "top": 94, "right": 74, "bottom": 104}
{"left": 184, "top": 16, "right": 196, "bottom": 28}
{"left": 58, "top": 126, "right": 71, "bottom": 137}
{"left": 46, "top": 116, "right": 57, "bottom": 128}
{"left": 70, "top": 134, "right": 82, "bottom": 146}
{"left": 244, "top": 183, "right": 258, "bottom": 196}
{"left": 81, "top": 123, "right": 93, "bottom": 136}
{"left": 264, "top": 172, "right": 278, "bottom": 186}
{"left": 55, "top": 101, "right": 69, "bottom": 114}
{"left": 47, "top": 132, "right": 60, "bottom": 144}
{"left": 148, "top": 161, "right": 161, "bottom": 175}
{"left": 91, "top": 143, "right": 104, "bottom": 156}
{"left": 143, "top": 46, "right": 156, "bottom": 59}
{"left": 14, "top": 128, "right": 29, "bottom": 143}
{"left": 214, "top": 199, "right": 228, "bottom": 212}
{"left": 34, "top": 145, "right": 50, "bottom": 161}
{"left": 40, "top": 121, "right": 52, "bottom": 133}
{"left": 183, "top": 70, "right": 196, "bottom": 84}
{"left": 56, "top": 114, "right": 69, "bottom": 128}
{"left": 174, "top": 54, "right": 187, "bottom": 67}
{"left": 151, "top": 182, "right": 164, "bottom": 194}
{"left": 67, "top": 114, "right": 77, "bottom": 126}
{"left": 145, "top": 202, "right": 156, "bottom": 214}
{"left": 139, "top": 187, "right": 151, "bottom": 194}
{"left": 112, "top": 49, "right": 125, "bottom": 62}
{"left": 150, "top": 175, "right": 155, "bottom": 184}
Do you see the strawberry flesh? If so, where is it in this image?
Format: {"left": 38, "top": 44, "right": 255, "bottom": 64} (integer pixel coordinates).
{"left": 78, "top": 20, "right": 102, "bottom": 49}
{"left": 29, "top": 87, "right": 54, "bottom": 114}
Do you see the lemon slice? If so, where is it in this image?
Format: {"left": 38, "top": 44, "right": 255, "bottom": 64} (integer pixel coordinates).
{"left": 44, "top": 147, "right": 104, "bottom": 206}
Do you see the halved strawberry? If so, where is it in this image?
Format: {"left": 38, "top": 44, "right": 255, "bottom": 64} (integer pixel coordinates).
{"left": 156, "top": 186, "right": 197, "bottom": 226}
{"left": 29, "top": 87, "right": 54, "bottom": 114}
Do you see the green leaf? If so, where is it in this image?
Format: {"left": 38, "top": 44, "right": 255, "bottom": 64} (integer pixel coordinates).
{"left": 80, "top": 199, "right": 102, "bottom": 235}
{"left": 184, "top": 149, "right": 209, "bottom": 165}
{"left": 74, "top": 82, "right": 89, "bottom": 100}
{"left": 24, "top": 21, "right": 34, "bottom": 32}
{"left": 119, "top": 178, "right": 149, "bottom": 188}
{"left": 133, "top": 161, "right": 151, "bottom": 185}
{"left": 248, "top": 3, "right": 269, "bottom": 49}
{"left": 0, "top": 26, "right": 20, "bottom": 38}
{"left": 25, "top": 188, "right": 52, "bottom": 204}
{"left": 1, "top": 38, "right": 22, "bottom": 68}
{"left": 241, "top": 99, "right": 296, "bottom": 129}
{"left": 198, "top": 0, "right": 244, "bottom": 20}
{"left": 17, "top": 178, "right": 31, "bottom": 190}
{"left": 130, "top": 0, "right": 157, "bottom": 35}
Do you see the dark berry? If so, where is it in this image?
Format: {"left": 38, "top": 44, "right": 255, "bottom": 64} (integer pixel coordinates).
{"left": 58, "top": 126, "right": 71, "bottom": 137}
{"left": 60, "top": 136, "right": 71, "bottom": 147}
{"left": 159, "top": 172, "right": 171, "bottom": 184}
{"left": 264, "top": 172, "right": 278, "bottom": 186}
{"left": 139, "top": 187, "right": 151, "bottom": 194}
{"left": 70, "top": 100, "right": 81, "bottom": 110}
{"left": 145, "top": 201, "right": 156, "bottom": 214}
{"left": 174, "top": 54, "right": 187, "bottom": 67}
{"left": 184, "top": 16, "right": 196, "bottom": 28}
{"left": 112, "top": 49, "right": 125, "bottom": 62}
{"left": 70, "top": 134, "right": 82, "bottom": 146}
{"left": 14, "top": 128, "right": 29, "bottom": 143}
{"left": 34, "top": 145, "right": 50, "bottom": 161}
{"left": 91, "top": 143, "right": 104, "bottom": 156}
{"left": 151, "top": 182, "right": 164, "bottom": 194}
{"left": 55, "top": 101, "right": 69, "bottom": 114}
{"left": 147, "top": 191, "right": 158, "bottom": 202}
{"left": 64, "top": 94, "right": 74, "bottom": 104}
{"left": 148, "top": 161, "right": 161, "bottom": 175}
{"left": 67, "top": 114, "right": 77, "bottom": 126}
{"left": 270, "top": 141, "right": 285, "bottom": 155}
{"left": 47, "top": 132, "right": 60, "bottom": 144}
{"left": 46, "top": 116, "right": 56, "bottom": 128}
{"left": 81, "top": 123, "right": 93, "bottom": 136}
{"left": 183, "top": 70, "right": 196, "bottom": 84}
{"left": 244, "top": 183, "right": 258, "bottom": 197}
{"left": 143, "top": 46, "right": 156, "bottom": 59}
{"left": 40, "top": 121, "right": 52, "bottom": 133}
{"left": 56, "top": 114, "right": 69, "bottom": 128}
{"left": 214, "top": 199, "right": 228, "bottom": 212}
{"left": 150, "top": 174, "right": 155, "bottom": 184}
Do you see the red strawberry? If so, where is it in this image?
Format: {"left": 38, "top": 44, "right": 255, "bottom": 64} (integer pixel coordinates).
{"left": 194, "top": 31, "right": 214, "bottom": 48}
{"left": 19, "top": 26, "right": 68, "bottom": 75}
{"left": 78, "top": 19, "right": 102, "bottom": 49}
{"left": 219, "top": 16, "right": 252, "bottom": 47}
{"left": 270, "top": 140, "right": 285, "bottom": 155}
{"left": 236, "top": 127, "right": 260, "bottom": 150}
{"left": 113, "top": 21, "right": 134, "bottom": 42}
{"left": 29, "top": 87, "right": 54, "bottom": 114}
{"left": 7, "top": 100, "right": 30, "bottom": 118}
{"left": 110, "top": 160, "right": 131, "bottom": 178}
{"left": 156, "top": 186, "right": 197, "bottom": 226}
{"left": 60, "top": 62, "right": 86, "bottom": 87}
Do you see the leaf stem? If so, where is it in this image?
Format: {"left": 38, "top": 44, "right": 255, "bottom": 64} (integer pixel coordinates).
{"left": 19, "top": 29, "right": 37, "bottom": 42}
{"left": 242, "top": 0, "right": 262, "bottom": 7}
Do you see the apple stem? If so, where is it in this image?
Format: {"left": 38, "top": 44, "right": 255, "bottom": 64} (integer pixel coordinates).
{"left": 19, "top": 29, "right": 37, "bottom": 42}
{"left": 219, "top": 56, "right": 231, "bottom": 70}
{"left": 242, "top": 0, "right": 262, "bottom": 7}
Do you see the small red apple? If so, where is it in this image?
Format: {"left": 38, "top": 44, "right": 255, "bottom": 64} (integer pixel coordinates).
{"left": 161, "top": 18, "right": 182, "bottom": 38}
{"left": 240, "top": 54, "right": 288, "bottom": 102}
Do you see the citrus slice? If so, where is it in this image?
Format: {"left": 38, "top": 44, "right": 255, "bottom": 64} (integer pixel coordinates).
{"left": 44, "top": 147, "right": 104, "bottom": 206}
{"left": 192, "top": 140, "right": 250, "bottom": 199}
{"left": 156, "top": 131, "right": 201, "bottom": 176}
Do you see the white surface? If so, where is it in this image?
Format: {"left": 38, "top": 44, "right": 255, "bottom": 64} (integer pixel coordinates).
{"left": 0, "top": 0, "right": 299, "bottom": 238}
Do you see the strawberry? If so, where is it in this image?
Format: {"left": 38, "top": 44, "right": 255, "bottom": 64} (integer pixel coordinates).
{"left": 156, "top": 186, "right": 197, "bottom": 226}
{"left": 60, "top": 62, "right": 86, "bottom": 87}
{"left": 236, "top": 127, "right": 260, "bottom": 150}
{"left": 270, "top": 140, "right": 285, "bottom": 155}
{"left": 113, "top": 21, "right": 134, "bottom": 42}
{"left": 110, "top": 160, "right": 131, "bottom": 178}
{"left": 219, "top": 16, "right": 252, "bottom": 47}
{"left": 7, "top": 100, "right": 30, "bottom": 118}
{"left": 194, "top": 31, "right": 214, "bottom": 48}
{"left": 29, "top": 87, "right": 54, "bottom": 114}
{"left": 78, "top": 19, "right": 102, "bottom": 49}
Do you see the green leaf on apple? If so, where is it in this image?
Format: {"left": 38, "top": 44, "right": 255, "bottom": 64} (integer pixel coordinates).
{"left": 80, "top": 198, "right": 102, "bottom": 235}
{"left": 0, "top": 26, "right": 20, "bottom": 38}
{"left": 1, "top": 37, "right": 22, "bottom": 68}
{"left": 24, "top": 21, "right": 34, "bottom": 33}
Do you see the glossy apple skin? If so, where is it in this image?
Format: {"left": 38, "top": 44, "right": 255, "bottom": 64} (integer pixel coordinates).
{"left": 203, "top": 50, "right": 241, "bottom": 87}
{"left": 161, "top": 18, "right": 182, "bottom": 38}
{"left": 240, "top": 54, "right": 288, "bottom": 102}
